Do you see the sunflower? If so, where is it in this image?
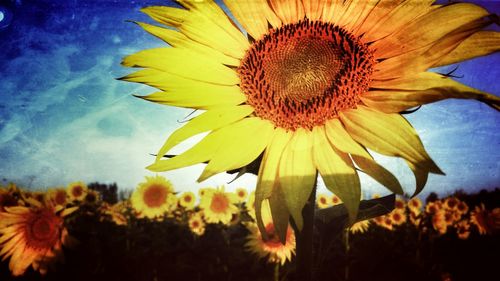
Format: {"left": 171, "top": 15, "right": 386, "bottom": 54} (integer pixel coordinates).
{"left": 47, "top": 188, "right": 68, "bottom": 208}
{"left": 407, "top": 197, "right": 422, "bottom": 214}
{"left": 316, "top": 193, "right": 331, "bottom": 209}
{"left": 0, "top": 203, "right": 77, "bottom": 276}
{"left": 123, "top": 0, "right": 500, "bottom": 236}
{"left": 349, "top": 219, "right": 370, "bottom": 234}
{"left": 425, "top": 201, "right": 442, "bottom": 215}
{"left": 245, "top": 200, "right": 295, "bottom": 265}
{"left": 456, "top": 200, "right": 469, "bottom": 215}
{"left": 199, "top": 186, "right": 239, "bottom": 224}
{"left": 432, "top": 210, "right": 448, "bottom": 235}
{"left": 389, "top": 209, "right": 406, "bottom": 226}
{"left": 470, "top": 204, "right": 500, "bottom": 235}
{"left": 179, "top": 191, "right": 196, "bottom": 210}
{"left": 331, "top": 194, "right": 342, "bottom": 206}
{"left": 66, "top": 181, "right": 88, "bottom": 202}
{"left": 456, "top": 220, "right": 470, "bottom": 240}
{"left": 188, "top": 212, "right": 206, "bottom": 236}
{"left": 130, "top": 175, "right": 176, "bottom": 219}
{"left": 235, "top": 187, "right": 248, "bottom": 203}
{"left": 443, "top": 197, "right": 459, "bottom": 211}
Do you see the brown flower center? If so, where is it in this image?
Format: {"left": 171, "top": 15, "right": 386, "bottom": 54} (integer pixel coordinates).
{"left": 25, "top": 209, "right": 62, "bottom": 249}
{"left": 143, "top": 185, "right": 167, "bottom": 208}
{"left": 210, "top": 193, "right": 229, "bottom": 213}
{"left": 72, "top": 186, "right": 83, "bottom": 197}
{"left": 238, "top": 19, "right": 374, "bottom": 131}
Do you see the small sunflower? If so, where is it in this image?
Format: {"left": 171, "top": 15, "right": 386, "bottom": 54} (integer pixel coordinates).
{"left": 235, "top": 187, "right": 248, "bottom": 203}
{"left": 179, "top": 191, "right": 196, "bottom": 210}
{"left": 470, "top": 204, "right": 500, "bottom": 235}
{"left": 394, "top": 197, "right": 406, "bottom": 211}
{"left": 390, "top": 209, "right": 407, "bottom": 226}
{"left": 432, "top": 210, "right": 448, "bottom": 235}
{"left": 124, "top": 0, "right": 500, "bottom": 237}
{"left": 443, "top": 197, "right": 459, "bottom": 211}
{"left": 316, "top": 193, "right": 331, "bottom": 209}
{"left": 199, "top": 186, "right": 238, "bottom": 224}
{"left": 456, "top": 220, "right": 470, "bottom": 240}
{"left": 0, "top": 203, "right": 77, "bottom": 276}
{"left": 331, "top": 194, "right": 342, "bottom": 206}
{"left": 349, "top": 219, "right": 370, "bottom": 234}
{"left": 66, "top": 181, "right": 88, "bottom": 202}
{"left": 245, "top": 200, "right": 295, "bottom": 265}
{"left": 188, "top": 212, "right": 206, "bottom": 236}
{"left": 408, "top": 197, "right": 423, "bottom": 214}
{"left": 131, "top": 175, "right": 176, "bottom": 219}
{"left": 47, "top": 188, "right": 68, "bottom": 207}
{"left": 425, "top": 201, "right": 442, "bottom": 215}
{"left": 456, "top": 200, "right": 469, "bottom": 215}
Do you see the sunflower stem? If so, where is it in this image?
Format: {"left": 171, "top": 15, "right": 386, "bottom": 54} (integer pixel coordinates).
{"left": 293, "top": 178, "right": 317, "bottom": 281}
{"left": 274, "top": 263, "right": 280, "bottom": 281}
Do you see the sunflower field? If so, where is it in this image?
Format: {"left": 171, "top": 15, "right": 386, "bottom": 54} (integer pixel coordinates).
{"left": 0, "top": 176, "right": 499, "bottom": 281}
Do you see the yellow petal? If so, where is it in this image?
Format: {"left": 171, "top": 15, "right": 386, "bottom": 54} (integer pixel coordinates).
{"left": 362, "top": 0, "right": 435, "bottom": 43}
{"left": 372, "top": 17, "right": 493, "bottom": 80}
{"left": 340, "top": 106, "right": 443, "bottom": 175}
{"left": 255, "top": 128, "right": 292, "bottom": 239}
{"left": 223, "top": 0, "right": 281, "bottom": 40}
{"left": 147, "top": 121, "right": 241, "bottom": 172}
{"left": 133, "top": 21, "right": 240, "bottom": 66}
{"left": 268, "top": 184, "right": 290, "bottom": 244}
{"left": 155, "top": 105, "right": 254, "bottom": 161}
{"left": 356, "top": 0, "right": 405, "bottom": 37}
{"left": 334, "top": 0, "right": 378, "bottom": 32}
{"left": 434, "top": 31, "right": 500, "bottom": 67}
{"left": 119, "top": 68, "right": 237, "bottom": 88}
{"left": 363, "top": 73, "right": 500, "bottom": 113}
{"left": 373, "top": 3, "right": 489, "bottom": 58}
{"left": 135, "top": 84, "right": 246, "bottom": 110}
{"left": 278, "top": 129, "right": 316, "bottom": 230}
{"left": 268, "top": 0, "right": 305, "bottom": 25}
{"left": 302, "top": 0, "right": 324, "bottom": 21}
{"left": 141, "top": 5, "right": 248, "bottom": 59}
{"left": 312, "top": 126, "right": 360, "bottom": 223}
{"left": 122, "top": 48, "right": 239, "bottom": 85}
{"left": 325, "top": 119, "right": 403, "bottom": 195}
{"left": 198, "top": 118, "right": 273, "bottom": 182}
{"left": 406, "top": 160, "right": 429, "bottom": 197}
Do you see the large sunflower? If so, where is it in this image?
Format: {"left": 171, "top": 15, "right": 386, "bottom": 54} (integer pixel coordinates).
{"left": 0, "top": 203, "right": 77, "bottom": 276}
{"left": 122, "top": 0, "right": 500, "bottom": 237}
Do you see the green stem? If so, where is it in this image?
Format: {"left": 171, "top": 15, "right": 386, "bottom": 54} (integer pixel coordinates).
{"left": 274, "top": 263, "right": 280, "bottom": 281}
{"left": 344, "top": 228, "right": 350, "bottom": 281}
{"left": 293, "top": 181, "right": 317, "bottom": 281}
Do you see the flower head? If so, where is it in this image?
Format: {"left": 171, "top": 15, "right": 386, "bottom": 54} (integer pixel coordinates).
{"left": 124, "top": 0, "right": 500, "bottom": 237}
{"left": 316, "top": 193, "right": 331, "bottom": 209}
{"left": 235, "top": 187, "right": 248, "bottom": 203}
{"left": 245, "top": 200, "right": 295, "bottom": 265}
{"left": 470, "top": 204, "right": 500, "bottom": 235}
{"left": 66, "top": 181, "right": 88, "bottom": 202}
{"left": 47, "top": 188, "right": 68, "bottom": 208}
{"left": 130, "top": 175, "right": 176, "bottom": 219}
{"left": 199, "top": 186, "right": 238, "bottom": 224}
{"left": 0, "top": 204, "right": 77, "bottom": 276}
{"left": 349, "top": 219, "right": 371, "bottom": 234}
{"left": 179, "top": 191, "right": 196, "bottom": 210}
{"left": 188, "top": 212, "right": 206, "bottom": 236}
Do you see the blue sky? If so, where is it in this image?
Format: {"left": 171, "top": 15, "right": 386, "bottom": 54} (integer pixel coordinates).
{"left": 0, "top": 0, "right": 499, "bottom": 198}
